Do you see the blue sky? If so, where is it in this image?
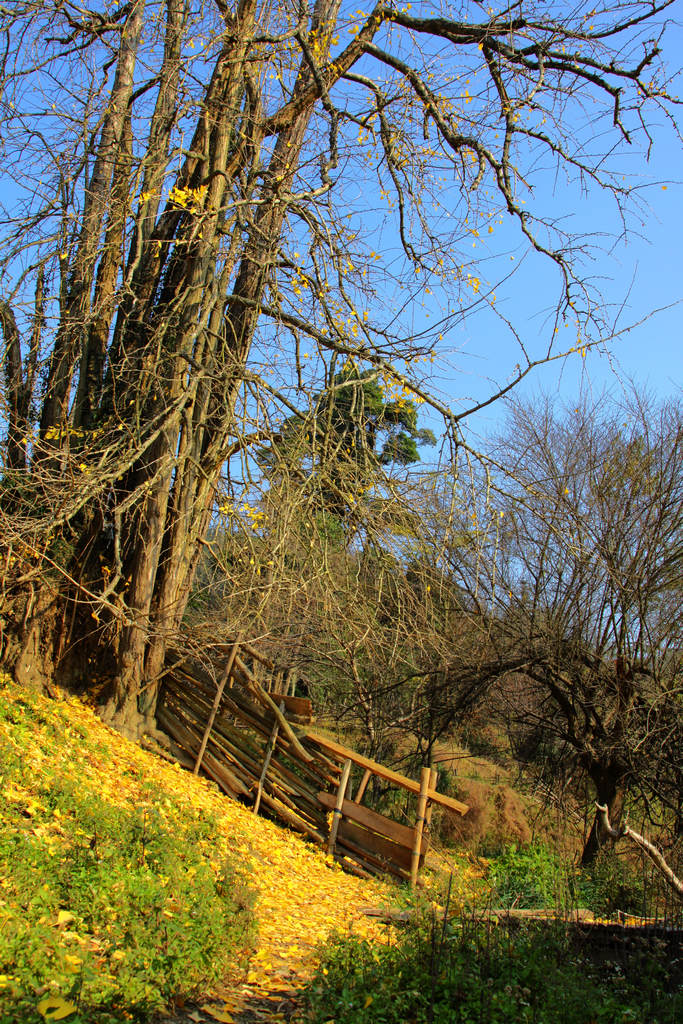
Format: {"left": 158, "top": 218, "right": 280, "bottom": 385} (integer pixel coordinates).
{"left": 3, "top": 0, "right": 679, "bottom": 452}
{"left": 416, "top": 116, "right": 683, "bottom": 443}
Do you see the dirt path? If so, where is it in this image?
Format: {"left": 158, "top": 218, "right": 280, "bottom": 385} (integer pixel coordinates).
{"left": 158, "top": 790, "right": 396, "bottom": 1024}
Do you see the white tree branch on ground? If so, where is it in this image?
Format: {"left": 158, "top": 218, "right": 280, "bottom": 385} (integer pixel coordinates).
{"left": 595, "top": 803, "right": 683, "bottom": 903}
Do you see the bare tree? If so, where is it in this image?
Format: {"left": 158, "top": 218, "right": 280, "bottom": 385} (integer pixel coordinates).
{"left": 0, "top": 1, "right": 680, "bottom": 737}
{"left": 448, "top": 392, "right": 683, "bottom": 862}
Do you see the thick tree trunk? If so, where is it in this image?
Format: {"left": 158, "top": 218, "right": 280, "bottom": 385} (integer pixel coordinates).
{"left": 40, "top": 0, "right": 147, "bottom": 441}
{"left": 3, "top": 586, "right": 59, "bottom": 694}
{"left": 97, "top": 0, "right": 339, "bottom": 736}
{"left": 2, "top": 0, "right": 363, "bottom": 739}
{"left": 581, "top": 763, "right": 627, "bottom": 865}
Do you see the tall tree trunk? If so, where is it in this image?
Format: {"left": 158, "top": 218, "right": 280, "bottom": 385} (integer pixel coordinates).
{"left": 101, "top": 0, "right": 345, "bottom": 734}
{"left": 581, "top": 763, "right": 627, "bottom": 865}
{"left": 40, "top": 0, "right": 147, "bottom": 443}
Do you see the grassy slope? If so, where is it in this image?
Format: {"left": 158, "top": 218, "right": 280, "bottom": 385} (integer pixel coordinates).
{"left": 0, "top": 680, "right": 393, "bottom": 1024}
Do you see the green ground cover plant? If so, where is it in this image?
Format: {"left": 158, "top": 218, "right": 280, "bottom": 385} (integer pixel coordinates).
{"left": 488, "top": 841, "right": 672, "bottom": 920}
{"left": 305, "top": 915, "right": 681, "bottom": 1024}
{"left": 487, "top": 843, "right": 570, "bottom": 910}
{"left": 0, "top": 685, "right": 254, "bottom": 1023}
{"left": 574, "top": 851, "right": 649, "bottom": 919}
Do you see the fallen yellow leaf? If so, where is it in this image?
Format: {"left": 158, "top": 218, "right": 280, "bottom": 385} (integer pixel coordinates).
{"left": 199, "top": 1006, "right": 234, "bottom": 1023}
{"left": 36, "top": 995, "right": 77, "bottom": 1020}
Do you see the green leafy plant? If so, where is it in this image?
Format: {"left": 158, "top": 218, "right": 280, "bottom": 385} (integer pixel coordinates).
{"left": 488, "top": 842, "right": 571, "bottom": 910}
{"left": 305, "top": 913, "right": 682, "bottom": 1024}
{"left": 0, "top": 688, "right": 254, "bottom": 1023}
{"left": 575, "top": 850, "right": 647, "bottom": 918}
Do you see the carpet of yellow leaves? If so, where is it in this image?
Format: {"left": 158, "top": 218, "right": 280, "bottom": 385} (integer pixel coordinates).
{"left": 48, "top": 698, "right": 395, "bottom": 1023}
{"left": 186, "top": 795, "right": 394, "bottom": 1024}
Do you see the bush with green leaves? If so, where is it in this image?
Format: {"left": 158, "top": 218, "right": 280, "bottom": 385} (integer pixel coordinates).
{"left": 488, "top": 842, "right": 572, "bottom": 910}
{"left": 305, "top": 916, "right": 681, "bottom": 1024}
{"left": 0, "top": 687, "right": 254, "bottom": 1023}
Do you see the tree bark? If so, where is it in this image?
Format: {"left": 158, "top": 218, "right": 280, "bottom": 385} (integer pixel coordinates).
{"left": 101, "top": 0, "right": 342, "bottom": 732}
{"left": 581, "top": 764, "right": 627, "bottom": 865}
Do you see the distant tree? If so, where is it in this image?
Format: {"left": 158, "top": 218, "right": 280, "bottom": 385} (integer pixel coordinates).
{"left": 447, "top": 393, "right": 683, "bottom": 862}
{"left": 258, "top": 363, "right": 436, "bottom": 524}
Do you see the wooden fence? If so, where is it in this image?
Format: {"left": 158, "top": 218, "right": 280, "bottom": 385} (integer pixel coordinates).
{"left": 157, "top": 641, "right": 468, "bottom": 884}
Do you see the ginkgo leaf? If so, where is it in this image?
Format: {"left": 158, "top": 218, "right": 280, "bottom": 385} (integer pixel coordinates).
{"left": 56, "top": 910, "right": 75, "bottom": 927}
{"left": 199, "top": 1004, "right": 234, "bottom": 1022}
{"left": 63, "top": 954, "right": 82, "bottom": 973}
{"left": 364, "top": 994, "right": 374, "bottom": 1007}
{"left": 36, "top": 996, "right": 77, "bottom": 1020}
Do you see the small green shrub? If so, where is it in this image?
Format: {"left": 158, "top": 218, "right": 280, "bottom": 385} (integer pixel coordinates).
{"left": 0, "top": 689, "right": 254, "bottom": 1023}
{"left": 575, "top": 850, "right": 647, "bottom": 918}
{"left": 488, "top": 842, "right": 571, "bottom": 910}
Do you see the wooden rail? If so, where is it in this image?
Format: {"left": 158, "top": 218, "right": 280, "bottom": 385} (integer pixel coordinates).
{"left": 157, "top": 640, "right": 468, "bottom": 885}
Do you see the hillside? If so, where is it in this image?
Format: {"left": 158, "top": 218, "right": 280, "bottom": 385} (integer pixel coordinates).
{"left": 0, "top": 681, "right": 396, "bottom": 1023}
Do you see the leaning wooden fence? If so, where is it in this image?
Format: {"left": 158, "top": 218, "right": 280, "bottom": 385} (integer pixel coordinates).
{"left": 156, "top": 641, "right": 468, "bottom": 884}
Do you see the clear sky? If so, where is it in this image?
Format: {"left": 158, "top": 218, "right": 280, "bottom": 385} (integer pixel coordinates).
{"left": 3, "top": 0, "right": 679, "bottom": 451}
{"left": 423, "top": 92, "right": 683, "bottom": 438}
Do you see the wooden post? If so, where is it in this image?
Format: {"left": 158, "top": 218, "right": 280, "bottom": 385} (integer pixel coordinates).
{"left": 253, "top": 701, "right": 285, "bottom": 815}
{"left": 422, "top": 768, "right": 438, "bottom": 853}
{"left": 327, "top": 758, "right": 352, "bottom": 856}
{"left": 410, "top": 766, "right": 431, "bottom": 888}
{"left": 193, "top": 642, "right": 240, "bottom": 775}
{"left": 353, "top": 767, "right": 372, "bottom": 804}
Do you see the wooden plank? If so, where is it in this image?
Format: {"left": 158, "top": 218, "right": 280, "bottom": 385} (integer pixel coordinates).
{"left": 157, "top": 706, "right": 251, "bottom": 798}
{"left": 202, "top": 749, "right": 251, "bottom": 799}
{"left": 354, "top": 767, "right": 372, "bottom": 804}
{"left": 162, "top": 686, "right": 331, "bottom": 816}
{"left": 253, "top": 701, "right": 284, "bottom": 815}
{"left": 240, "top": 641, "right": 276, "bottom": 670}
{"left": 200, "top": 717, "right": 329, "bottom": 822}
{"left": 327, "top": 759, "right": 352, "bottom": 855}
{"left": 308, "top": 734, "right": 469, "bottom": 815}
{"left": 317, "top": 790, "right": 416, "bottom": 849}
{"left": 423, "top": 768, "right": 438, "bottom": 853}
{"left": 163, "top": 692, "right": 264, "bottom": 779}
{"left": 234, "top": 654, "right": 314, "bottom": 763}
{"left": 257, "top": 789, "right": 326, "bottom": 846}
{"left": 193, "top": 641, "right": 240, "bottom": 774}
{"left": 333, "top": 853, "right": 373, "bottom": 879}
{"left": 411, "top": 766, "right": 431, "bottom": 888}
{"left": 335, "top": 834, "right": 409, "bottom": 881}
{"left": 266, "top": 753, "right": 320, "bottom": 798}
{"left": 159, "top": 701, "right": 270, "bottom": 803}
{"left": 338, "top": 818, "right": 423, "bottom": 872}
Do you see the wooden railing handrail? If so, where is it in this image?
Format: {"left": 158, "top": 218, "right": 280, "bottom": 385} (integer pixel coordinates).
{"left": 305, "top": 732, "right": 469, "bottom": 816}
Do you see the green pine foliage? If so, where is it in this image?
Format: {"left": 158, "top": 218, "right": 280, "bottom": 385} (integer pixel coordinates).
{"left": 257, "top": 364, "right": 436, "bottom": 523}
